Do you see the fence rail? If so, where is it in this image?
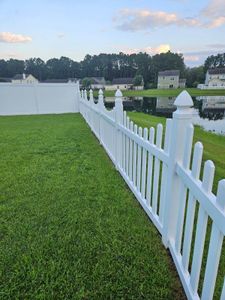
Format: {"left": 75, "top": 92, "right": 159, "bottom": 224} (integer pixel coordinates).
{"left": 79, "top": 88, "right": 225, "bottom": 300}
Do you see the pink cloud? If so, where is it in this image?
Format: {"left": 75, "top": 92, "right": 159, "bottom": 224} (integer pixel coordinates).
{"left": 0, "top": 32, "right": 32, "bottom": 43}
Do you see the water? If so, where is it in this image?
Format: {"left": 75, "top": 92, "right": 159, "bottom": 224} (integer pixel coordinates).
{"left": 104, "top": 96, "right": 225, "bottom": 135}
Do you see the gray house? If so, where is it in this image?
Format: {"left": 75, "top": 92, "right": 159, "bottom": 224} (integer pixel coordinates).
{"left": 90, "top": 77, "right": 106, "bottom": 89}
{"left": 157, "top": 70, "right": 186, "bottom": 89}
{"left": 105, "top": 78, "right": 134, "bottom": 90}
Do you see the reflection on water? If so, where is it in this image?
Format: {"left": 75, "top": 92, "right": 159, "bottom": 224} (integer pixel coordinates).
{"left": 104, "top": 95, "right": 225, "bottom": 135}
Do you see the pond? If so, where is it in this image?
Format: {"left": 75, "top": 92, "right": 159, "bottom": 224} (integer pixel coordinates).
{"left": 103, "top": 96, "right": 225, "bottom": 135}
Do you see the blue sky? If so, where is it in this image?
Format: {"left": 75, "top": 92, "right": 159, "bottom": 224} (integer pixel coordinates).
{"left": 0, "top": 0, "right": 225, "bottom": 66}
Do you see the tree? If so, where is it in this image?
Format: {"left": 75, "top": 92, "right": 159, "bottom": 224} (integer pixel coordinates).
{"left": 204, "top": 53, "right": 225, "bottom": 72}
{"left": 82, "top": 77, "right": 93, "bottom": 88}
{"left": 133, "top": 74, "right": 143, "bottom": 86}
{"left": 151, "top": 51, "right": 185, "bottom": 85}
{"left": 185, "top": 66, "right": 205, "bottom": 87}
{"left": 6, "top": 59, "right": 25, "bottom": 77}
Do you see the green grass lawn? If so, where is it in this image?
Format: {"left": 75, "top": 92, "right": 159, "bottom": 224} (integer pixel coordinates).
{"left": 0, "top": 114, "right": 185, "bottom": 299}
{"left": 93, "top": 88, "right": 225, "bottom": 98}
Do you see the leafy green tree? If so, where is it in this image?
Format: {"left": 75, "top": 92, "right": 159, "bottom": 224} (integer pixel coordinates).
{"left": 6, "top": 59, "right": 25, "bottom": 77}
{"left": 82, "top": 77, "right": 93, "bottom": 88}
{"left": 185, "top": 66, "right": 205, "bottom": 87}
{"left": 133, "top": 74, "right": 143, "bottom": 86}
{"left": 204, "top": 53, "right": 225, "bottom": 72}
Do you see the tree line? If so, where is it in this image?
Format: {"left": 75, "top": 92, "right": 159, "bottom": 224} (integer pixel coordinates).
{"left": 0, "top": 52, "right": 224, "bottom": 88}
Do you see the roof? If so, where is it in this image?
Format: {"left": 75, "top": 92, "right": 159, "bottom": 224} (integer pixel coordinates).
{"left": 42, "top": 79, "right": 78, "bottom": 83}
{"left": 112, "top": 78, "right": 133, "bottom": 85}
{"left": 158, "top": 70, "right": 180, "bottom": 77}
{"left": 90, "top": 77, "right": 106, "bottom": 85}
{"left": 13, "top": 74, "right": 29, "bottom": 80}
{"left": 0, "top": 77, "right": 12, "bottom": 82}
{"left": 208, "top": 68, "right": 225, "bottom": 75}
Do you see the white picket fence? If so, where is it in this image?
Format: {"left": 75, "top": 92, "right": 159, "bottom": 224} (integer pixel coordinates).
{"left": 79, "top": 88, "right": 225, "bottom": 300}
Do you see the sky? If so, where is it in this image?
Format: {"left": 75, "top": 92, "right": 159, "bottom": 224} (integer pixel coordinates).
{"left": 0, "top": 0, "right": 225, "bottom": 67}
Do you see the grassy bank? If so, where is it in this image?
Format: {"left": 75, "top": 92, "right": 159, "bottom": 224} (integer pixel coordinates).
{"left": 0, "top": 114, "right": 184, "bottom": 299}
{"left": 93, "top": 88, "right": 225, "bottom": 98}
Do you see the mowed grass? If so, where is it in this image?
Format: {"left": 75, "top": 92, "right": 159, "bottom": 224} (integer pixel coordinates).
{"left": 0, "top": 114, "right": 185, "bottom": 299}
{"left": 93, "top": 88, "right": 225, "bottom": 98}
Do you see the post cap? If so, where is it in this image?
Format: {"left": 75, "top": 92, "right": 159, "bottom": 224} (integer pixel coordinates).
{"left": 174, "top": 90, "right": 193, "bottom": 108}
{"left": 115, "top": 89, "right": 123, "bottom": 97}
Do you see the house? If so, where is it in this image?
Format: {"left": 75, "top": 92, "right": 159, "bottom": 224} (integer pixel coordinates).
{"left": 204, "top": 68, "right": 225, "bottom": 89}
{"left": 157, "top": 70, "right": 186, "bottom": 89}
{"left": 89, "top": 77, "right": 106, "bottom": 89}
{"left": 105, "top": 78, "right": 133, "bottom": 90}
{"left": 12, "top": 73, "right": 38, "bottom": 84}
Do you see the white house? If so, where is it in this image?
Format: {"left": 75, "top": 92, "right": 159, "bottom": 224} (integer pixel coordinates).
{"left": 105, "top": 78, "right": 134, "bottom": 90}
{"left": 12, "top": 73, "right": 38, "bottom": 84}
{"left": 204, "top": 68, "right": 225, "bottom": 89}
{"left": 157, "top": 70, "right": 186, "bottom": 89}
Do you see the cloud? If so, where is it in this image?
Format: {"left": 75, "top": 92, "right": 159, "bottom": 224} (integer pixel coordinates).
{"left": 202, "top": 0, "right": 225, "bottom": 17}
{"left": 114, "top": 8, "right": 201, "bottom": 31}
{"left": 120, "top": 44, "right": 171, "bottom": 55}
{"left": 201, "top": 0, "right": 225, "bottom": 28}
{"left": 207, "top": 43, "right": 225, "bottom": 49}
{"left": 114, "top": 3, "right": 225, "bottom": 32}
{"left": 183, "top": 55, "right": 200, "bottom": 62}
{"left": 206, "top": 16, "right": 225, "bottom": 28}
{"left": 0, "top": 32, "right": 32, "bottom": 43}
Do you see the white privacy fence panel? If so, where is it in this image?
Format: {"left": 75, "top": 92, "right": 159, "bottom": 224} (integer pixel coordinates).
{"left": 0, "top": 83, "right": 80, "bottom": 115}
{"left": 80, "top": 88, "right": 225, "bottom": 300}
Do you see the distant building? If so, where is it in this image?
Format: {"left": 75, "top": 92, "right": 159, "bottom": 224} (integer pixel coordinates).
{"left": 11, "top": 73, "right": 38, "bottom": 84}
{"left": 105, "top": 78, "right": 134, "bottom": 90}
{"left": 88, "top": 77, "right": 106, "bottom": 89}
{"left": 157, "top": 70, "right": 186, "bottom": 89}
{"left": 204, "top": 68, "right": 225, "bottom": 89}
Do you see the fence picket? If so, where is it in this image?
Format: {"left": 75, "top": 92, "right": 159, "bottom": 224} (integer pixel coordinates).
{"left": 137, "top": 127, "right": 143, "bottom": 193}
{"left": 152, "top": 124, "right": 163, "bottom": 215}
{"left": 190, "top": 160, "right": 215, "bottom": 294}
{"left": 129, "top": 121, "right": 134, "bottom": 180}
{"left": 182, "top": 142, "right": 203, "bottom": 271}
{"left": 141, "top": 128, "right": 148, "bottom": 200}
{"left": 126, "top": 117, "right": 130, "bottom": 176}
{"left": 146, "top": 127, "right": 155, "bottom": 207}
{"left": 201, "top": 180, "right": 225, "bottom": 300}
{"left": 132, "top": 124, "right": 138, "bottom": 186}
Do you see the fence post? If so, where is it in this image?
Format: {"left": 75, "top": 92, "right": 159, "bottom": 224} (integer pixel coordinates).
{"left": 162, "top": 90, "right": 194, "bottom": 248}
{"left": 115, "top": 89, "right": 123, "bottom": 169}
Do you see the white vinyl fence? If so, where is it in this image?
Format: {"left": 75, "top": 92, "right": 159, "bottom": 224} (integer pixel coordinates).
{"left": 80, "top": 88, "right": 225, "bottom": 300}
{"left": 0, "top": 82, "right": 80, "bottom": 115}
